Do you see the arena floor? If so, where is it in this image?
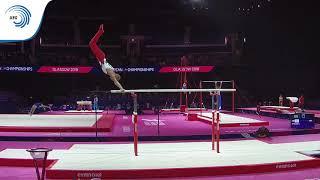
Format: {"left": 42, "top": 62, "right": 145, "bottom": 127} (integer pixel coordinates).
{"left": 0, "top": 110, "right": 319, "bottom": 179}
{"left": 0, "top": 110, "right": 319, "bottom": 138}
{"left": 0, "top": 134, "right": 320, "bottom": 179}
{"left": 197, "top": 112, "right": 269, "bottom": 126}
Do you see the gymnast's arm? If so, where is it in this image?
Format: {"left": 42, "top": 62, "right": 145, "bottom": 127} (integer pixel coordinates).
{"left": 41, "top": 104, "right": 52, "bottom": 111}
{"left": 107, "top": 69, "right": 125, "bottom": 91}
{"left": 113, "top": 79, "right": 124, "bottom": 91}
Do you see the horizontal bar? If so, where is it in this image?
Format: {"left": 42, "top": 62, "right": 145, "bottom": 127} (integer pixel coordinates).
{"left": 110, "top": 88, "right": 236, "bottom": 93}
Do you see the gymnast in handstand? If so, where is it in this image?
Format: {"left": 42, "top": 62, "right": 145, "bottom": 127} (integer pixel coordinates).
{"left": 89, "top": 24, "right": 125, "bottom": 91}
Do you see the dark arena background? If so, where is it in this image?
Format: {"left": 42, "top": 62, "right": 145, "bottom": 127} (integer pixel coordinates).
{"left": 1, "top": 0, "right": 320, "bottom": 179}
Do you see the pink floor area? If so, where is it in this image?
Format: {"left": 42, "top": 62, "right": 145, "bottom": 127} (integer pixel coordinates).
{"left": 0, "top": 110, "right": 319, "bottom": 138}
{"left": 1, "top": 134, "right": 319, "bottom": 150}
{"left": 152, "top": 168, "right": 320, "bottom": 180}
{"left": 108, "top": 112, "right": 316, "bottom": 137}
{"left": 1, "top": 166, "right": 320, "bottom": 180}
{"left": 260, "top": 133, "right": 320, "bottom": 144}
{"left": 0, "top": 167, "right": 36, "bottom": 180}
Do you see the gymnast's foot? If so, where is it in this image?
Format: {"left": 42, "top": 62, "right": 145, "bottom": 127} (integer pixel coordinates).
{"left": 120, "top": 88, "right": 125, "bottom": 93}
{"left": 99, "top": 24, "right": 104, "bottom": 33}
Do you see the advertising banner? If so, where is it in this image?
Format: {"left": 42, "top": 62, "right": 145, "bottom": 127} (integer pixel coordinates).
{"left": 159, "top": 66, "right": 214, "bottom": 73}
{"left": 37, "top": 66, "right": 93, "bottom": 73}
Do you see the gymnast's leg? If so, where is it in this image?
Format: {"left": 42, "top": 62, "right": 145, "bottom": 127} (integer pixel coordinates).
{"left": 29, "top": 104, "right": 37, "bottom": 116}
{"left": 89, "top": 24, "right": 106, "bottom": 63}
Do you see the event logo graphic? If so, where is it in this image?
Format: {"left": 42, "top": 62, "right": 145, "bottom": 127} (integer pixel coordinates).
{"left": 0, "top": 0, "right": 52, "bottom": 42}
{"left": 5, "top": 5, "right": 31, "bottom": 28}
